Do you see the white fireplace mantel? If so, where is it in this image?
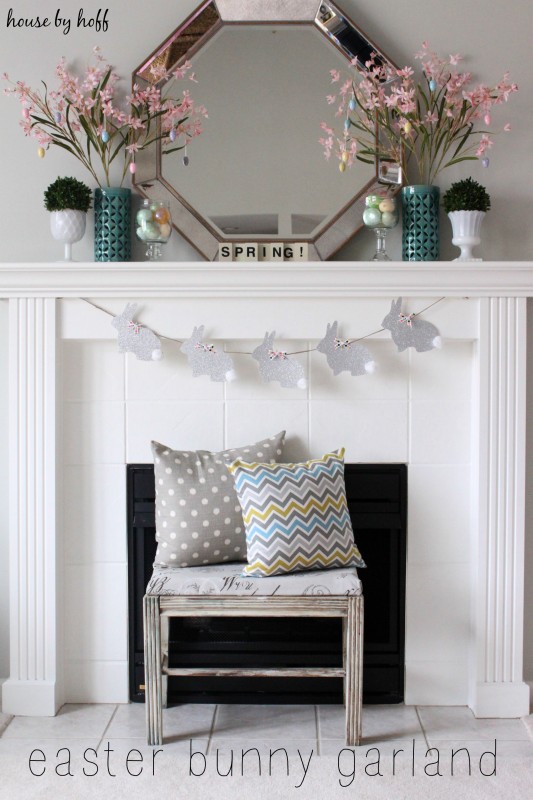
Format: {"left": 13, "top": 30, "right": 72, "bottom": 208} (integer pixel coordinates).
{"left": 2, "top": 261, "right": 533, "bottom": 297}
{"left": 1, "top": 261, "right": 531, "bottom": 719}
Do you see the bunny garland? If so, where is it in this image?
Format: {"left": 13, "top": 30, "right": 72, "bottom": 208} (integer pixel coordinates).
{"left": 111, "top": 303, "right": 163, "bottom": 361}
{"left": 95, "top": 297, "right": 444, "bottom": 387}
{"left": 181, "top": 325, "right": 236, "bottom": 383}
{"left": 253, "top": 331, "right": 307, "bottom": 389}
{"left": 317, "top": 322, "right": 375, "bottom": 377}
{"left": 382, "top": 298, "right": 441, "bottom": 353}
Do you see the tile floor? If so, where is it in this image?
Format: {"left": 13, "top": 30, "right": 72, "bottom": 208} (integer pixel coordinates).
{"left": 1, "top": 703, "right": 533, "bottom": 761}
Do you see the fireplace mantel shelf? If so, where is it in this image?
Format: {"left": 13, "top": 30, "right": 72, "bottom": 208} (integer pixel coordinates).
{"left": 1, "top": 261, "right": 533, "bottom": 298}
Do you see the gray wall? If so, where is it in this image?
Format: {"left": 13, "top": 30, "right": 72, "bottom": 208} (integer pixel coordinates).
{"left": 0, "top": 0, "right": 532, "bottom": 682}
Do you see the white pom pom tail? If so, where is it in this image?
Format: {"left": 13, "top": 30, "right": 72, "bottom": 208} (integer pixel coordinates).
{"left": 297, "top": 378, "right": 308, "bottom": 390}
{"left": 225, "top": 369, "right": 237, "bottom": 382}
{"left": 432, "top": 336, "right": 442, "bottom": 350}
{"left": 365, "top": 360, "right": 376, "bottom": 374}
{"left": 152, "top": 348, "right": 163, "bottom": 361}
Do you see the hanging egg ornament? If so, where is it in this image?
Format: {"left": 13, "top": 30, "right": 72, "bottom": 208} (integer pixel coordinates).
{"left": 54, "top": 112, "right": 62, "bottom": 124}
{"left": 429, "top": 79, "right": 437, "bottom": 92}
{"left": 339, "top": 161, "right": 346, "bottom": 173}
{"left": 349, "top": 96, "right": 357, "bottom": 111}
{"left": 169, "top": 127, "right": 177, "bottom": 142}
{"left": 101, "top": 130, "right": 109, "bottom": 143}
{"left": 481, "top": 157, "right": 490, "bottom": 168}
{"left": 343, "top": 118, "right": 350, "bottom": 131}
{"left": 341, "top": 150, "right": 349, "bottom": 164}
{"left": 183, "top": 155, "right": 189, "bottom": 166}
{"left": 37, "top": 147, "right": 45, "bottom": 158}
{"left": 404, "top": 121, "right": 412, "bottom": 134}
{"left": 129, "top": 162, "right": 136, "bottom": 174}
{"left": 484, "top": 113, "right": 491, "bottom": 126}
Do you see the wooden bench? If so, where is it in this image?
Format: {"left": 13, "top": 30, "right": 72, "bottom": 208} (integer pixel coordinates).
{"left": 143, "top": 565, "right": 363, "bottom": 747}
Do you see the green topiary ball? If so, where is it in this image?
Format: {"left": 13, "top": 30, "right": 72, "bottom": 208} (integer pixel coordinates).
{"left": 44, "top": 176, "right": 92, "bottom": 212}
{"left": 443, "top": 178, "right": 491, "bottom": 214}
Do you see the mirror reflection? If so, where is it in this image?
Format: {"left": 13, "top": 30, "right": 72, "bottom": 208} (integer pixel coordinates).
{"left": 133, "top": 1, "right": 395, "bottom": 259}
{"left": 160, "top": 24, "right": 372, "bottom": 239}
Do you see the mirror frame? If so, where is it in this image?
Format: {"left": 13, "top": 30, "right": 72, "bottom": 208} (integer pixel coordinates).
{"left": 132, "top": 0, "right": 398, "bottom": 261}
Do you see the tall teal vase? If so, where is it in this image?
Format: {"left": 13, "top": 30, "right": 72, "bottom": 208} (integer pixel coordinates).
{"left": 401, "top": 185, "right": 440, "bottom": 261}
{"left": 94, "top": 187, "right": 131, "bottom": 262}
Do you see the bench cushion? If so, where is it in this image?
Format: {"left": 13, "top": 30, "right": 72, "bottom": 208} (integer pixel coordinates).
{"left": 146, "top": 563, "right": 362, "bottom": 597}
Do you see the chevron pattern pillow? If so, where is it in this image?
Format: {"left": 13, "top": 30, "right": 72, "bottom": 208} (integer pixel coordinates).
{"left": 228, "top": 449, "right": 365, "bottom": 577}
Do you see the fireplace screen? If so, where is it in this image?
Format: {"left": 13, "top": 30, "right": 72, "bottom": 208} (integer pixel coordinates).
{"left": 127, "top": 463, "right": 407, "bottom": 704}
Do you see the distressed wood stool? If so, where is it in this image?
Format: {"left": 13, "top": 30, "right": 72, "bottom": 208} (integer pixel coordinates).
{"left": 143, "top": 564, "right": 363, "bottom": 747}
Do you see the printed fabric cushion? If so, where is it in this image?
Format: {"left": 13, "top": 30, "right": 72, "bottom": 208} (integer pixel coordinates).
{"left": 146, "top": 563, "right": 362, "bottom": 597}
{"left": 152, "top": 431, "right": 285, "bottom": 568}
{"left": 228, "top": 449, "right": 366, "bottom": 577}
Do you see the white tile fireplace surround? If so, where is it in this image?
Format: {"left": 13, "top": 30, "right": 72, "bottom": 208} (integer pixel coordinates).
{"left": 1, "top": 262, "right": 532, "bottom": 720}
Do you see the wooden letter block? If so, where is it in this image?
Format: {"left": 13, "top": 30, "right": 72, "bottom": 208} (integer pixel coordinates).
{"left": 218, "top": 243, "right": 233, "bottom": 261}
{"left": 264, "top": 243, "right": 285, "bottom": 261}
{"left": 234, "top": 243, "right": 259, "bottom": 262}
{"left": 284, "top": 243, "right": 309, "bottom": 261}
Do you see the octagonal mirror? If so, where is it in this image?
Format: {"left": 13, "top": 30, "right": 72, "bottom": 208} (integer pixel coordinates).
{"left": 133, "top": 0, "right": 397, "bottom": 260}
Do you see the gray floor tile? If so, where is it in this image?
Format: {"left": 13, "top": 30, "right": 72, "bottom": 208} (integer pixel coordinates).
{"left": 418, "top": 705, "right": 530, "bottom": 741}
{"left": 424, "top": 738, "right": 533, "bottom": 763}
{"left": 1, "top": 703, "right": 116, "bottom": 739}
{"left": 101, "top": 737, "right": 209, "bottom": 758}
{"left": 523, "top": 714, "right": 533, "bottom": 739}
{"left": 319, "top": 703, "right": 425, "bottom": 743}
{"left": 207, "top": 739, "right": 318, "bottom": 760}
{"left": 212, "top": 704, "right": 316, "bottom": 740}
{"left": 0, "top": 712, "right": 13, "bottom": 736}
{"left": 106, "top": 702, "right": 216, "bottom": 742}
{"left": 320, "top": 738, "right": 420, "bottom": 757}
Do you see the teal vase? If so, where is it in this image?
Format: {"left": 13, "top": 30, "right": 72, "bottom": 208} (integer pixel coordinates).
{"left": 401, "top": 185, "right": 440, "bottom": 261}
{"left": 94, "top": 187, "right": 131, "bottom": 262}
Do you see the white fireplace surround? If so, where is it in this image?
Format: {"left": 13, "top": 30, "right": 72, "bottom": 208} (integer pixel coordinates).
{"left": 0, "top": 261, "right": 531, "bottom": 719}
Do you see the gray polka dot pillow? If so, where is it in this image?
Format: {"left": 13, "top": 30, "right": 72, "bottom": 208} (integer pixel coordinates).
{"left": 151, "top": 432, "right": 286, "bottom": 567}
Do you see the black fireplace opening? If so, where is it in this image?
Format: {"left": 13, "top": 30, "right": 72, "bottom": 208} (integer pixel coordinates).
{"left": 128, "top": 463, "right": 407, "bottom": 705}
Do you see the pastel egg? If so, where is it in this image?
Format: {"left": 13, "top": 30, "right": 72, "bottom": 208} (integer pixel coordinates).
{"left": 429, "top": 79, "right": 437, "bottom": 92}
{"left": 344, "top": 118, "right": 351, "bottom": 131}
{"left": 404, "top": 121, "right": 412, "bottom": 134}
{"left": 169, "top": 128, "right": 177, "bottom": 142}
{"left": 365, "top": 194, "right": 381, "bottom": 208}
{"left": 141, "top": 222, "right": 160, "bottom": 240}
{"left": 153, "top": 207, "right": 170, "bottom": 225}
{"left": 136, "top": 208, "right": 153, "bottom": 224}
{"left": 379, "top": 198, "right": 395, "bottom": 213}
{"left": 159, "top": 223, "right": 171, "bottom": 238}
{"left": 481, "top": 157, "right": 490, "bottom": 168}
{"left": 129, "top": 162, "right": 136, "bottom": 174}
{"left": 381, "top": 211, "right": 398, "bottom": 228}
{"left": 341, "top": 150, "right": 349, "bottom": 163}
{"left": 101, "top": 130, "right": 109, "bottom": 143}
{"left": 349, "top": 97, "right": 357, "bottom": 111}
{"left": 363, "top": 207, "right": 382, "bottom": 227}
{"left": 339, "top": 162, "right": 346, "bottom": 173}
{"left": 37, "top": 147, "right": 45, "bottom": 158}
{"left": 182, "top": 155, "right": 189, "bottom": 166}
